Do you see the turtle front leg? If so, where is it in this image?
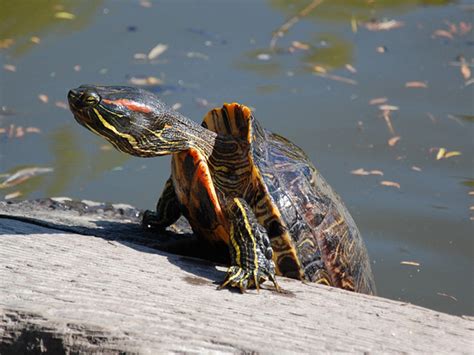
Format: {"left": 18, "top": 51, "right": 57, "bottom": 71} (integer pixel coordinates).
{"left": 218, "top": 197, "right": 281, "bottom": 293}
{"left": 143, "top": 177, "right": 181, "bottom": 230}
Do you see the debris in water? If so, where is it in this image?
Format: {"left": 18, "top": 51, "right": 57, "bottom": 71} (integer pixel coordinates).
{"left": 400, "top": 261, "right": 420, "bottom": 266}
{"left": 291, "top": 41, "right": 310, "bottom": 50}
{"left": 140, "top": 0, "right": 152, "bottom": 8}
{"left": 38, "top": 94, "right": 49, "bottom": 103}
{"left": 133, "top": 53, "right": 147, "bottom": 60}
{"left": 388, "top": 136, "right": 401, "bottom": 147}
{"left": 3, "top": 64, "right": 16, "bottom": 72}
{"left": 55, "top": 101, "right": 69, "bottom": 110}
{"left": 351, "top": 168, "right": 383, "bottom": 176}
{"left": 405, "top": 81, "right": 428, "bottom": 88}
{"left": 4, "top": 191, "right": 21, "bottom": 200}
{"left": 363, "top": 19, "right": 404, "bottom": 31}
{"left": 257, "top": 53, "right": 271, "bottom": 61}
{"left": 0, "top": 167, "right": 53, "bottom": 189}
{"left": 195, "top": 98, "right": 209, "bottom": 107}
{"left": 186, "top": 52, "right": 209, "bottom": 60}
{"left": 433, "top": 147, "right": 462, "bottom": 160}
{"left": 128, "top": 76, "right": 163, "bottom": 86}
{"left": 369, "top": 97, "right": 388, "bottom": 105}
{"left": 55, "top": 12, "right": 76, "bottom": 20}
{"left": 436, "top": 292, "right": 458, "bottom": 302}
{"left": 380, "top": 181, "right": 401, "bottom": 189}
{"left": 380, "top": 109, "right": 396, "bottom": 135}
{"left": 148, "top": 43, "right": 168, "bottom": 60}
{"left": 0, "top": 39, "right": 14, "bottom": 49}
{"left": 313, "top": 71, "right": 357, "bottom": 85}
{"left": 345, "top": 64, "right": 357, "bottom": 73}
{"left": 172, "top": 103, "right": 182, "bottom": 111}
{"left": 459, "top": 56, "right": 471, "bottom": 81}
{"left": 379, "top": 104, "right": 399, "bottom": 111}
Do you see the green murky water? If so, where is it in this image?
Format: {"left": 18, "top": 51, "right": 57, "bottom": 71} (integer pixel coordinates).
{"left": 1, "top": 0, "right": 472, "bottom": 316}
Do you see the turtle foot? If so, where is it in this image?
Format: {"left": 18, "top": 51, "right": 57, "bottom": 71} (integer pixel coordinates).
{"left": 218, "top": 265, "right": 281, "bottom": 293}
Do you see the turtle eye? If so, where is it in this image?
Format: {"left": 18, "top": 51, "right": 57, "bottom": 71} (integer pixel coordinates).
{"left": 81, "top": 90, "right": 100, "bottom": 106}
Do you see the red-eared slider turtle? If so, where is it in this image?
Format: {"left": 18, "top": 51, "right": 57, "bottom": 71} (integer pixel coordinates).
{"left": 68, "top": 85, "right": 376, "bottom": 295}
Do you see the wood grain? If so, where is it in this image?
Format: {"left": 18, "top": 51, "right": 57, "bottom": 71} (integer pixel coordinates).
{"left": 0, "top": 199, "right": 472, "bottom": 353}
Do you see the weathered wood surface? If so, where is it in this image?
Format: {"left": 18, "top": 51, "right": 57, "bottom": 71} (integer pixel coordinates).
{"left": 0, "top": 199, "right": 473, "bottom": 354}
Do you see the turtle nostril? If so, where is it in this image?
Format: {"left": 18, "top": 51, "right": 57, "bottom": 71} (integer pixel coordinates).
{"left": 68, "top": 89, "right": 80, "bottom": 101}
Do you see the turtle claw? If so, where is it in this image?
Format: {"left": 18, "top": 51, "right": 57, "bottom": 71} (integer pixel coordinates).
{"left": 218, "top": 266, "right": 256, "bottom": 293}
{"left": 218, "top": 265, "right": 281, "bottom": 293}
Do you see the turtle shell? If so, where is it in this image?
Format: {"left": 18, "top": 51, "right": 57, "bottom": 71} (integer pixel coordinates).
{"left": 202, "top": 103, "right": 376, "bottom": 295}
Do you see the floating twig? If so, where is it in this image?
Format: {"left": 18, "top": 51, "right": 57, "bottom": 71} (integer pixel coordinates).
{"left": 270, "top": 0, "right": 324, "bottom": 50}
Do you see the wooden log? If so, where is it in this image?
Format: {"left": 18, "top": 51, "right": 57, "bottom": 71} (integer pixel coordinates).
{"left": 0, "top": 199, "right": 472, "bottom": 353}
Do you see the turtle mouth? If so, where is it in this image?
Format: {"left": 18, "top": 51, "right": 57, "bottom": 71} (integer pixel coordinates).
{"left": 67, "top": 89, "right": 98, "bottom": 129}
{"left": 67, "top": 89, "right": 82, "bottom": 111}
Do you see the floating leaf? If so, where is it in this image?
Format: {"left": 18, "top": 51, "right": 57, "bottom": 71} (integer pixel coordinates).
{"left": 436, "top": 148, "right": 447, "bottom": 160}
{"left": 128, "top": 76, "right": 163, "bottom": 86}
{"left": 444, "top": 151, "right": 462, "bottom": 159}
{"left": 379, "top": 104, "right": 399, "bottom": 111}
{"left": 313, "top": 65, "right": 327, "bottom": 73}
{"left": 369, "top": 97, "right": 388, "bottom": 105}
{"left": 0, "top": 39, "right": 14, "bottom": 49}
{"left": 140, "top": 0, "right": 152, "bottom": 7}
{"left": 388, "top": 136, "right": 401, "bottom": 147}
{"left": 186, "top": 52, "right": 209, "bottom": 60}
{"left": 38, "top": 94, "right": 49, "bottom": 103}
{"left": 291, "top": 41, "right": 310, "bottom": 50}
{"left": 459, "top": 22, "right": 472, "bottom": 35}
{"left": 3, "top": 64, "right": 16, "bottom": 72}
{"left": 351, "top": 168, "right": 383, "bottom": 176}
{"left": 4, "top": 191, "right": 21, "bottom": 200}
{"left": 351, "top": 16, "right": 357, "bottom": 33}
{"left": 400, "top": 261, "right": 420, "bottom": 266}
{"left": 133, "top": 53, "right": 147, "bottom": 60}
{"left": 345, "top": 64, "right": 357, "bottom": 73}
{"left": 257, "top": 53, "right": 271, "bottom": 61}
{"left": 381, "top": 110, "right": 396, "bottom": 135}
{"left": 436, "top": 292, "right": 458, "bottom": 302}
{"left": 459, "top": 57, "right": 471, "bottom": 80}
{"left": 405, "top": 81, "right": 428, "bottom": 88}
{"left": 30, "top": 36, "right": 41, "bottom": 44}
{"left": 55, "top": 12, "right": 76, "bottom": 20}
{"left": 147, "top": 43, "right": 168, "bottom": 60}
{"left": 380, "top": 181, "right": 400, "bottom": 189}
{"left": 432, "top": 30, "right": 454, "bottom": 39}
{"left": 26, "top": 127, "right": 41, "bottom": 133}
{"left": 314, "top": 72, "right": 357, "bottom": 85}
{"left": 364, "top": 19, "right": 404, "bottom": 31}
{"left": 0, "top": 167, "right": 53, "bottom": 189}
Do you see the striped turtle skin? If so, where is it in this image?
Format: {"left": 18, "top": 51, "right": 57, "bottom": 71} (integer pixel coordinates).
{"left": 68, "top": 85, "right": 376, "bottom": 295}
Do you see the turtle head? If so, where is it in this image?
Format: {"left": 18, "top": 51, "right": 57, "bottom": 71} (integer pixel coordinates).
{"left": 68, "top": 85, "right": 200, "bottom": 157}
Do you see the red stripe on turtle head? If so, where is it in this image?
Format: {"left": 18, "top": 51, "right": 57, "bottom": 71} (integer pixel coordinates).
{"left": 102, "top": 98, "right": 152, "bottom": 113}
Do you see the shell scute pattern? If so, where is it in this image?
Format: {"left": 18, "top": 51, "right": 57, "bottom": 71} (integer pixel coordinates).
{"left": 247, "top": 113, "right": 375, "bottom": 294}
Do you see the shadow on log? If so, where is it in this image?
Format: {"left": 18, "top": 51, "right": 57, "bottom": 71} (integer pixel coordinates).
{"left": 0, "top": 198, "right": 472, "bottom": 353}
